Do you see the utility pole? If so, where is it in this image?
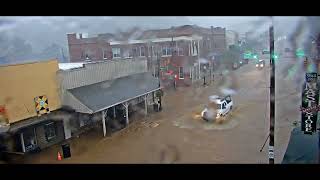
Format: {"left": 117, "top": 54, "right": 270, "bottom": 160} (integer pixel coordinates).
{"left": 269, "top": 18, "right": 275, "bottom": 164}
{"left": 171, "top": 26, "right": 177, "bottom": 89}
{"left": 316, "top": 33, "right": 320, "bottom": 164}
{"left": 198, "top": 40, "right": 201, "bottom": 80}
{"left": 157, "top": 51, "right": 160, "bottom": 87}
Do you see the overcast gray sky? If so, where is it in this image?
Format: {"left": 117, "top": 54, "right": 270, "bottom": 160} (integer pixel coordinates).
{"left": 0, "top": 16, "right": 303, "bottom": 53}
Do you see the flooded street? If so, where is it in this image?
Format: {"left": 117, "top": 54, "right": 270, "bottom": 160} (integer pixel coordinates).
{"left": 23, "top": 60, "right": 298, "bottom": 164}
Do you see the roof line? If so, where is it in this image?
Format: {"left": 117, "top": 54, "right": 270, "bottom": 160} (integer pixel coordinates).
{"left": 0, "top": 59, "right": 58, "bottom": 67}
{"left": 92, "top": 87, "right": 162, "bottom": 114}
{"left": 66, "top": 91, "right": 94, "bottom": 114}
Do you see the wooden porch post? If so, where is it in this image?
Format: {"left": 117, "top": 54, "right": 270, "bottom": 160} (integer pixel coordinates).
{"left": 125, "top": 102, "right": 129, "bottom": 125}
{"left": 144, "top": 94, "right": 148, "bottom": 116}
{"left": 20, "top": 132, "right": 26, "bottom": 153}
{"left": 101, "top": 110, "right": 107, "bottom": 137}
{"left": 122, "top": 102, "right": 129, "bottom": 126}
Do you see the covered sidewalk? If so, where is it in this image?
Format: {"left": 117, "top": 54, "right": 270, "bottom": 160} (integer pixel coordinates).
{"left": 65, "top": 72, "right": 162, "bottom": 137}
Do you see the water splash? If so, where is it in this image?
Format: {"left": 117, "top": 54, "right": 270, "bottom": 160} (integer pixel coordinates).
{"left": 220, "top": 88, "right": 237, "bottom": 95}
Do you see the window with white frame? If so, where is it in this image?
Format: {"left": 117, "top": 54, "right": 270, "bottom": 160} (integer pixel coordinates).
{"left": 132, "top": 47, "right": 138, "bottom": 57}
{"left": 191, "top": 41, "right": 198, "bottom": 56}
{"left": 81, "top": 51, "right": 85, "bottom": 59}
{"left": 148, "top": 46, "right": 155, "bottom": 57}
{"left": 83, "top": 50, "right": 90, "bottom": 59}
{"left": 123, "top": 48, "right": 133, "bottom": 58}
{"left": 178, "top": 47, "right": 184, "bottom": 56}
{"left": 103, "top": 49, "right": 108, "bottom": 59}
{"left": 162, "top": 46, "right": 172, "bottom": 56}
{"left": 152, "top": 46, "right": 157, "bottom": 57}
{"left": 44, "top": 122, "right": 56, "bottom": 142}
{"left": 112, "top": 48, "right": 121, "bottom": 58}
{"left": 140, "top": 46, "right": 145, "bottom": 57}
{"left": 179, "top": 67, "right": 184, "bottom": 79}
{"left": 147, "top": 46, "right": 151, "bottom": 57}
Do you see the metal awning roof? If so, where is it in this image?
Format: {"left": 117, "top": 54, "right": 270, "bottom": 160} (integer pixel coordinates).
{"left": 282, "top": 126, "right": 319, "bottom": 164}
{"left": 7, "top": 111, "right": 67, "bottom": 133}
{"left": 68, "top": 72, "right": 161, "bottom": 114}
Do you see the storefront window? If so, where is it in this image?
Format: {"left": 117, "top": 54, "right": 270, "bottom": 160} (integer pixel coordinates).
{"left": 44, "top": 122, "right": 56, "bottom": 142}
{"left": 23, "top": 127, "right": 37, "bottom": 152}
{"left": 179, "top": 67, "right": 184, "bottom": 79}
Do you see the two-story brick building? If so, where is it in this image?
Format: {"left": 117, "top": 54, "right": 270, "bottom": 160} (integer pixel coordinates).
{"left": 67, "top": 25, "right": 227, "bottom": 88}
{"left": 67, "top": 33, "right": 114, "bottom": 62}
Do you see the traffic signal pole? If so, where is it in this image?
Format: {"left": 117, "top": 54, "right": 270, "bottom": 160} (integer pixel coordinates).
{"left": 317, "top": 34, "right": 320, "bottom": 164}
{"left": 269, "top": 21, "right": 275, "bottom": 164}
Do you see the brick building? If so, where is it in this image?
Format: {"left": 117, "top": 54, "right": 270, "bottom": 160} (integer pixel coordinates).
{"left": 67, "top": 33, "right": 113, "bottom": 62}
{"left": 67, "top": 25, "right": 227, "bottom": 87}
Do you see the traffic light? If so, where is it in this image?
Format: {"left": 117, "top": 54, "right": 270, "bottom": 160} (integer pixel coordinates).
{"left": 271, "top": 52, "right": 279, "bottom": 60}
{"left": 273, "top": 54, "right": 278, "bottom": 60}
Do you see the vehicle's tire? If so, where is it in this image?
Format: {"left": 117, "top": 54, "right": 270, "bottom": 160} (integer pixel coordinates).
{"left": 207, "top": 118, "right": 213, "bottom": 122}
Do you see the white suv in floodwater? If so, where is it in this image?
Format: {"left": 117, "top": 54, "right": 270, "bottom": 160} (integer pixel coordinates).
{"left": 201, "top": 95, "right": 233, "bottom": 122}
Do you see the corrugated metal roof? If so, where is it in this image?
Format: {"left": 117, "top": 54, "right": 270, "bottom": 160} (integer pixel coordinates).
{"left": 68, "top": 72, "right": 160, "bottom": 113}
{"left": 59, "top": 59, "right": 147, "bottom": 90}
{"left": 7, "top": 110, "right": 71, "bottom": 133}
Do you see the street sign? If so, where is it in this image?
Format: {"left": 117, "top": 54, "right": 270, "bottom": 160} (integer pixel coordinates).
{"left": 296, "top": 49, "right": 305, "bottom": 58}
{"left": 160, "top": 67, "right": 166, "bottom": 71}
{"left": 301, "top": 73, "right": 319, "bottom": 134}
{"left": 244, "top": 52, "right": 252, "bottom": 59}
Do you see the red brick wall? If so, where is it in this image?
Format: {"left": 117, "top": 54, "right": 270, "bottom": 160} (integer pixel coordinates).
{"left": 67, "top": 33, "right": 112, "bottom": 62}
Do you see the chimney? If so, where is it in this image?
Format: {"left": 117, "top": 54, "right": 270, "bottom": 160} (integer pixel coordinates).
{"left": 67, "top": 33, "right": 77, "bottom": 45}
{"left": 67, "top": 33, "right": 77, "bottom": 40}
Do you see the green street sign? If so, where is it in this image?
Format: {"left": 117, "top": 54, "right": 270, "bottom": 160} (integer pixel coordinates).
{"left": 244, "top": 51, "right": 252, "bottom": 59}
{"left": 296, "top": 49, "right": 305, "bottom": 58}
{"left": 160, "top": 67, "right": 166, "bottom": 70}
